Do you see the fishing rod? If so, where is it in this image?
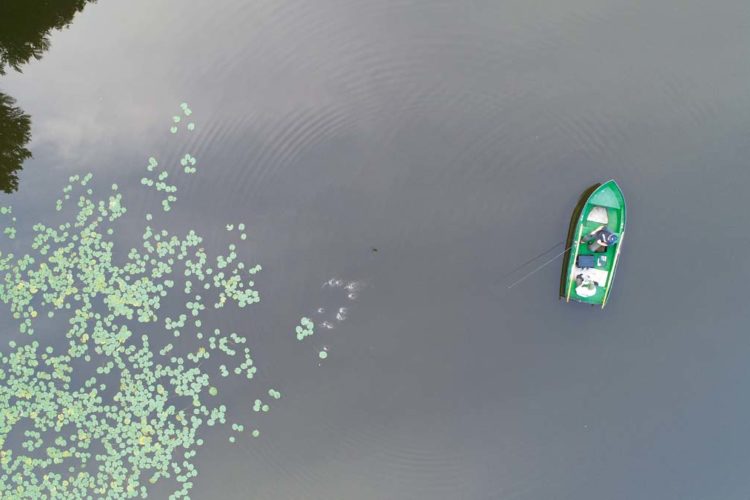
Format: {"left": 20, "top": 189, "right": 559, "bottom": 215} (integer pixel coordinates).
{"left": 506, "top": 243, "right": 574, "bottom": 290}
{"left": 497, "top": 241, "right": 563, "bottom": 282}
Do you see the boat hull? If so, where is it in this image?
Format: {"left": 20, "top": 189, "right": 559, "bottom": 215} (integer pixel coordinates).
{"left": 561, "top": 180, "right": 626, "bottom": 308}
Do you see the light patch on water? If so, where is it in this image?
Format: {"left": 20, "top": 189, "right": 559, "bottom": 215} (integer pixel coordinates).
{"left": 299, "top": 278, "right": 365, "bottom": 362}
{"left": 336, "top": 307, "right": 348, "bottom": 321}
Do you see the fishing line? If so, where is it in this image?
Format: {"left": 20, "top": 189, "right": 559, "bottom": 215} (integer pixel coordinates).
{"left": 506, "top": 244, "right": 574, "bottom": 289}
{"left": 498, "top": 241, "right": 564, "bottom": 282}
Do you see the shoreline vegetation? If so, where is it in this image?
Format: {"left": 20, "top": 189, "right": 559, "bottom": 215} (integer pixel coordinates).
{"left": 0, "top": 0, "right": 98, "bottom": 194}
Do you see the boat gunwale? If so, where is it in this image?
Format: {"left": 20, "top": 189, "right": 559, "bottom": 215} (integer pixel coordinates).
{"left": 561, "top": 180, "right": 626, "bottom": 307}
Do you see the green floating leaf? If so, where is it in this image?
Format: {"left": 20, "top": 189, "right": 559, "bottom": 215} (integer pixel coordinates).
{"left": 0, "top": 106, "right": 270, "bottom": 499}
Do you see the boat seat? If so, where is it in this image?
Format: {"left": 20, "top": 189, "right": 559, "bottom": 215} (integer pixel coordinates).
{"left": 573, "top": 267, "right": 609, "bottom": 286}
{"left": 587, "top": 206, "right": 608, "bottom": 224}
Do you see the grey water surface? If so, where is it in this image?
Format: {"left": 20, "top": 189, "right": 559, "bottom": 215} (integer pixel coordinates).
{"left": 3, "top": 0, "right": 750, "bottom": 498}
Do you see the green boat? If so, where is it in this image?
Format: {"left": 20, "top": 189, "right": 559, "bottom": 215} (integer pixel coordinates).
{"left": 561, "top": 180, "right": 626, "bottom": 308}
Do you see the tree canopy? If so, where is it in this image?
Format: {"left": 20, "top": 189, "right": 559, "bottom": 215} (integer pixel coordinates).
{"left": 0, "top": 0, "right": 98, "bottom": 193}
{"left": 0, "top": 0, "right": 97, "bottom": 75}
{"left": 0, "top": 93, "right": 31, "bottom": 193}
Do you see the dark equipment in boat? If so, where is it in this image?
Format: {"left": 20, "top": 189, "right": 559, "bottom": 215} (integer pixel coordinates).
{"left": 576, "top": 255, "right": 596, "bottom": 268}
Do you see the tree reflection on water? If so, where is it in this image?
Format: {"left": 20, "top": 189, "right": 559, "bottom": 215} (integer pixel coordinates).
{"left": 0, "top": 93, "right": 31, "bottom": 193}
{"left": 0, "top": 0, "right": 98, "bottom": 193}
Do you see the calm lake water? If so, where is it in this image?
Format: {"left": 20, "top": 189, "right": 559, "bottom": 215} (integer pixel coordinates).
{"left": 2, "top": 0, "right": 750, "bottom": 498}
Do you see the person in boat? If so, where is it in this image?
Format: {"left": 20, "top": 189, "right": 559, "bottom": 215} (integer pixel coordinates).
{"left": 582, "top": 225, "right": 619, "bottom": 253}
{"left": 575, "top": 273, "right": 597, "bottom": 297}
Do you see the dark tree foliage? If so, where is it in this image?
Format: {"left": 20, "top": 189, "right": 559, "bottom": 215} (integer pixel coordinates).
{"left": 0, "top": 93, "right": 31, "bottom": 193}
{"left": 0, "top": 0, "right": 97, "bottom": 75}
{"left": 0, "top": 0, "right": 97, "bottom": 193}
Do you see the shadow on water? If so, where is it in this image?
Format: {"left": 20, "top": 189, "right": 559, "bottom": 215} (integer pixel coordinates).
{"left": 558, "top": 182, "right": 601, "bottom": 298}
{"left": 0, "top": 0, "right": 97, "bottom": 194}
